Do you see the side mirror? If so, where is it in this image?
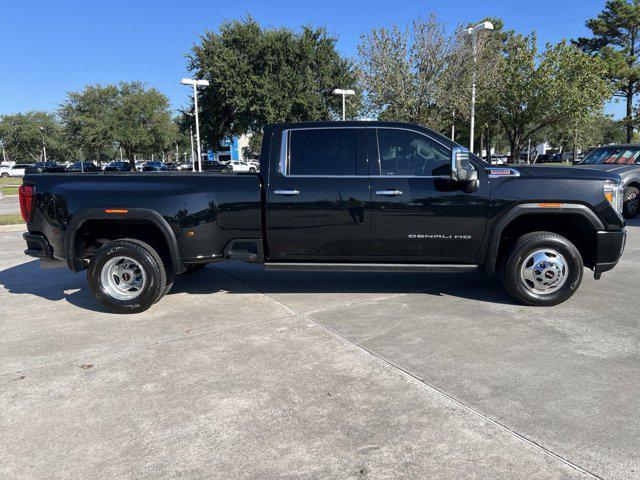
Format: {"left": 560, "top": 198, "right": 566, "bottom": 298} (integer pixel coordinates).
{"left": 451, "top": 146, "right": 478, "bottom": 192}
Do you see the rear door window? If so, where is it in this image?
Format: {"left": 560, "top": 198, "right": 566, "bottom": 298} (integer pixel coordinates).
{"left": 288, "top": 129, "right": 358, "bottom": 176}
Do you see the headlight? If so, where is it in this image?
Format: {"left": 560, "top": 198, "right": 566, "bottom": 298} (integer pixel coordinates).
{"left": 603, "top": 181, "right": 624, "bottom": 215}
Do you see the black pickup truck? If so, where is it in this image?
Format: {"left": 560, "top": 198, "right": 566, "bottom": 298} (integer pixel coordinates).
{"left": 19, "top": 121, "right": 626, "bottom": 313}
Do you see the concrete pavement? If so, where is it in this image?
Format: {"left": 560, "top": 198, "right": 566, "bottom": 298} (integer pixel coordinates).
{"left": 0, "top": 195, "right": 19, "bottom": 215}
{"left": 0, "top": 219, "right": 638, "bottom": 479}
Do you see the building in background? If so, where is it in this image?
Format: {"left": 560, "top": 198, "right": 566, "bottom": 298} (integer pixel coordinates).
{"left": 208, "top": 134, "right": 254, "bottom": 162}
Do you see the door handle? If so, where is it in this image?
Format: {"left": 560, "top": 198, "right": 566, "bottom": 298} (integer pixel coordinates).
{"left": 376, "top": 189, "right": 403, "bottom": 196}
{"left": 274, "top": 189, "right": 300, "bottom": 195}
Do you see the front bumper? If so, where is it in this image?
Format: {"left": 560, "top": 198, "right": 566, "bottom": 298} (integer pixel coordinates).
{"left": 593, "top": 229, "right": 626, "bottom": 279}
{"left": 23, "top": 233, "right": 55, "bottom": 260}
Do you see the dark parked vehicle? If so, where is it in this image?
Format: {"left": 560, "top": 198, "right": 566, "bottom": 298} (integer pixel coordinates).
{"left": 201, "top": 160, "right": 228, "bottom": 172}
{"left": 141, "top": 161, "right": 170, "bottom": 172}
{"left": 65, "top": 162, "right": 101, "bottom": 172}
{"left": 576, "top": 144, "right": 640, "bottom": 218}
{"left": 103, "top": 161, "right": 132, "bottom": 172}
{"left": 24, "top": 161, "right": 67, "bottom": 174}
{"left": 20, "top": 121, "right": 626, "bottom": 313}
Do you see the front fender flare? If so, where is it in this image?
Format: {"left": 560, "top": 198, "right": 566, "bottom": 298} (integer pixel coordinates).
{"left": 484, "top": 203, "right": 604, "bottom": 274}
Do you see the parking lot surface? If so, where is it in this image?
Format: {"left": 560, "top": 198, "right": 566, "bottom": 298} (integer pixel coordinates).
{"left": 1, "top": 221, "right": 638, "bottom": 479}
{"left": 0, "top": 195, "right": 19, "bottom": 215}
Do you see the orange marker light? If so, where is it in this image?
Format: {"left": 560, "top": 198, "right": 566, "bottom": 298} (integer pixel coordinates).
{"left": 104, "top": 209, "right": 128, "bottom": 214}
{"left": 187, "top": 231, "right": 195, "bottom": 237}
{"left": 536, "top": 203, "right": 563, "bottom": 208}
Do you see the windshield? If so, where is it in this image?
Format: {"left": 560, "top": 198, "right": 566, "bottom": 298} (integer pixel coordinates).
{"left": 581, "top": 146, "right": 640, "bottom": 165}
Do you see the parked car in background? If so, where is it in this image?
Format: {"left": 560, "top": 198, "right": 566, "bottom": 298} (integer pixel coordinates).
{"left": 103, "top": 161, "right": 132, "bottom": 172}
{"left": 24, "top": 161, "right": 67, "bottom": 174}
{"left": 489, "top": 155, "right": 508, "bottom": 165}
{"left": 0, "top": 163, "right": 29, "bottom": 177}
{"left": 228, "top": 160, "right": 257, "bottom": 173}
{"left": 175, "top": 162, "right": 194, "bottom": 172}
{"left": 141, "top": 161, "right": 170, "bottom": 172}
{"left": 201, "top": 160, "right": 228, "bottom": 172}
{"left": 576, "top": 144, "right": 640, "bottom": 218}
{"left": 65, "top": 162, "right": 101, "bottom": 172}
{"left": 163, "top": 162, "right": 177, "bottom": 171}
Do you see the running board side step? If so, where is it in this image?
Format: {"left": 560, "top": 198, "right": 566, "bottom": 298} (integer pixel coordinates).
{"left": 264, "top": 263, "right": 478, "bottom": 273}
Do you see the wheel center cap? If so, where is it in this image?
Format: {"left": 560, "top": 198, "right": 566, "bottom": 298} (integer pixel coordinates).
{"left": 544, "top": 270, "right": 555, "bottom": 279}
{"left": 122, "top": 272, "right": 131, "bottom": 282}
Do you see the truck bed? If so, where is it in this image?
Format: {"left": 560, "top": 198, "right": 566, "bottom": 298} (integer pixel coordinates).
{"left": 23, "top": 172, "right": 263, "bottom": 265}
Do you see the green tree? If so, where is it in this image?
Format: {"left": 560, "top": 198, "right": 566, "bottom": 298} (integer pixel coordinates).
{"left": 0, "top": 111, "right": 69, "bottom": 162}
{"left": 59, "top": 84, "right": 119, "bottom": 162}
{"left": 358, "top": 14, "right": 471, "bottom": 131}
{"left": 494, "top": 36, "right": 611, "bottom": 159}
{"left": 188, "top": 17, "right": 360, "bottom": 148}
{"left": 575, "top": 0, "right": 640, "bottom": 142}
{"left": 59, "top": 82, "right": 174, "bottom": 169}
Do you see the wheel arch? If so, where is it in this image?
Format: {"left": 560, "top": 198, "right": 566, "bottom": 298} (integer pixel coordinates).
{"left": 485, "top": 203, "right": 604, "bottom": 274}
{"left": 64, "top": 208, "right": 184, "bottom": 274}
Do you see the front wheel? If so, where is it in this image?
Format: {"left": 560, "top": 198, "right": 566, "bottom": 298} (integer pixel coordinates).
{"left": 87, "top": 239, "right": 167, "bottom": 313}
{"left": 0, "top": 172, "right": 8, "bottom": 178}
{"left": 501, "top": 232, "right": 583, "bottom": 307}
{"left": 623, "top": 186, "right": 639, "bottom": 219}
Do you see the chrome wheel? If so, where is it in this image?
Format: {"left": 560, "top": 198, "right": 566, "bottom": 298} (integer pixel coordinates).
{"left": 520, "top": 249, "right": 568, "bottom": 295}
{"left": 100, "top": 256, "right": 146, "bottom": 301}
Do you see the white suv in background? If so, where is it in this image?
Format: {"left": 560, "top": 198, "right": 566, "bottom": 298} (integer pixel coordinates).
{"left": 228, "top": 161, "right": 257, "bottom": 173}
{"left": 0, "top": 163, "right": 29, "bottom": 178}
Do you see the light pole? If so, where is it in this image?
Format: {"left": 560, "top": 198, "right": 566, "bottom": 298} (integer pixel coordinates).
{"left": 39, "top": 127, "right": 47, "bottom": 162}
{"left": 188, "top": 116, "right": 196, "bottom": 172}
{"left": 464, "top": 21, "right": 494, "bottom": 154}
{"left": 181, "top": 78, "right": 210, "bottom": 172}
{"left": 332, "top": 88, "right": 356, "bottom": 121}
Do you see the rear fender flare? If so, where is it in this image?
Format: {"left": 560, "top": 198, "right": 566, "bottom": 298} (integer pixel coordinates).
{"left": 64, "top": 208, "right": 184, "bottom": 274}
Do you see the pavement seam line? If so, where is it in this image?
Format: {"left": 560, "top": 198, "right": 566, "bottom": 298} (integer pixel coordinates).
{"left": 213, "top": 265, "right": 603, "bottom": 480}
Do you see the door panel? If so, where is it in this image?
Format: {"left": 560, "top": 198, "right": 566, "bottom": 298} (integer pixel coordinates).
{"left": 266, "top": 128, "right": 371, "bottom": 259}
{"left": 368, "top": 128, "right": 489, "bottom": 262}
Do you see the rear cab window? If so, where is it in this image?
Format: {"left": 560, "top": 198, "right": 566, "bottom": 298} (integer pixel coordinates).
{"left": 286, "top": 129, "right": 361, "bottom": 176}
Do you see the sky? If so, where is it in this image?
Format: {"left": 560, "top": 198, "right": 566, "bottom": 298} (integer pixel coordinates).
{"left": 0, "top": 0, "right": 623, "bottom": 118}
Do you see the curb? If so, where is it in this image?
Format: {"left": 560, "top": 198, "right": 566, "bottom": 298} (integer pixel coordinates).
{"left": 0, "top": 224, "right": 26, "bottom": 233}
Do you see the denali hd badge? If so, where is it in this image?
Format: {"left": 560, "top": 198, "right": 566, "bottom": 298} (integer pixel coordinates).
{"left": 408, "top": 234, "right": 472, "bottom": 239}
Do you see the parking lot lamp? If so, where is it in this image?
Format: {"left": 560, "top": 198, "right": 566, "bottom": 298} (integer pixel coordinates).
{"left": 464, "top": 21, "right": 494, "bottom": 154}
{"left": 181, "top": 78, "right": 210, "bottom": 172}
{"left": 332, "top": 88, "right": 356, "bottom": 121}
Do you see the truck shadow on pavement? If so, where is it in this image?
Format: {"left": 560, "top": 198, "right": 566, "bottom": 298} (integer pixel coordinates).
{"left": 167, "top": 263, "right": 517, "bottom": 306}
{"left": 0, "top": 260, "right": 517, "bottom": 311}
{"left": 0, "top": 259, "right": 108, "bottom": 312}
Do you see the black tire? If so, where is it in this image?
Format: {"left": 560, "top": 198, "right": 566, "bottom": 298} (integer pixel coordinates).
{"left": 87, "top": 239, "right": 167, "bottom": 313}
{"left": 118, "top": 237, "right": 174, "bottom": 300}
{"left": 623, "top": 186, "right": 639, "bottom": 219}
{"left": 500, "top": 231, "right": 583, "bottom": 307}
{"left": 183, "top": 263, "right": 207, "bottom": 274}
{"left": 0, "top": 172, "right": 8, "bottom": 178}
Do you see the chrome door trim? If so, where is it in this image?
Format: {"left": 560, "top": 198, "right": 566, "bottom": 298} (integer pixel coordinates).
{"left": 273, "top": 189, "right": 301, "bottom": 195}
{"left": 376, "top": 190, "right": 403, "bottom": 196}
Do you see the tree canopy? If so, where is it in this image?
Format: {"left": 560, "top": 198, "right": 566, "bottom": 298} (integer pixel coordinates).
{"left": 0, "top": 111, "right": 69, "bottom": 162}
{"left": 188, "top": 17, "right": 360, "bottom": 148}
{"left": 575, "top": 0, "right": 640, "bottom": 142}
{"left": 58, "top": 82, "right": 175, "bottom": 167}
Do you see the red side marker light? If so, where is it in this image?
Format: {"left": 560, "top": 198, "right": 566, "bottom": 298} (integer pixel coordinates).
{"left": 104, "top": 209, "right": 128, "bottom": 214}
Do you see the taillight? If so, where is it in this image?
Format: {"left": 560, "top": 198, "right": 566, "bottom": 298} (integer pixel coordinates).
{"left": 18, "top": 185, "right": 35, "bottom": 222}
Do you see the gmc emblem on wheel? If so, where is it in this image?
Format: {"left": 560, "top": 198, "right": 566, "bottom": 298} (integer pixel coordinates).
{"left": 408, "top": 234, "right": 472, "bottom": 240}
